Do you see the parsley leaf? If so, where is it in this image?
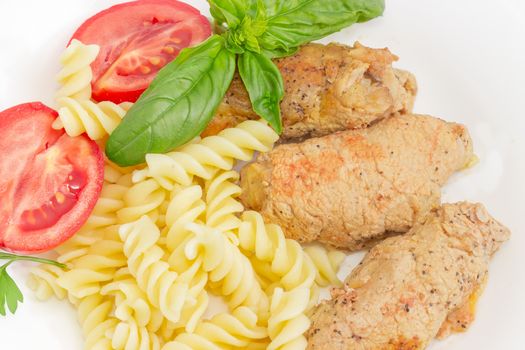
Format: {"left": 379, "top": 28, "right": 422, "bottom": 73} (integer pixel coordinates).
{"left": 0, "top": 251, "right": 65, "bottom": 316}
{"left": 0, "top": 263, "right": 23, "bottom": 316}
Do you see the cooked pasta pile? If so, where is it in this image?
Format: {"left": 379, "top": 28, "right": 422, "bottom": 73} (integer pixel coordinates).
{"left": 28, "top": 40, "right": 346, "bottom": 350}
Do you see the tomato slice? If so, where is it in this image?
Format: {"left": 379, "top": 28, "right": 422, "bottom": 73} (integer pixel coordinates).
{"left": 0, "top": 103, "right": 104, "bottom": 252}
{"left": 71, "top": 0, "right": 211, "bottom": 103}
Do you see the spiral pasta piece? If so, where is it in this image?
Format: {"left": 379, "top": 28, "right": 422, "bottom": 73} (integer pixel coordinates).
{"left": 163, "top": 185, "right": 206, "bottom": 254}
{"left": 81, "top": 161, "right": 134, "bottom": 231}
{"left": 110, "top": 318, "right": 162, "bottom": 350}
{"left": 163, "top": 306, "right": 268, "bottom": 350}
{"left": 83, "top": 182, "right": 129, "bottom": 230}
{"left": 103, "top": 160, "right": 137, "bottom": 184}
{"left": 76, "top": 294, "right": 118, "bottom": 350}
{"left": 101, "top": 273, "right": 153, "bottom": 327}
{"left": 267, "top": 288, "right": 311, "bottom": 350}
{"left": 132, "top": 120, "right": 279, "bottom": 190}
{"left": 204, "top": 170, "right": 244, "bottom": 232}
{"left": 57, "top": 227, "right": 127, "bottom": 299}
{"left": 161, "top": 185, "right": 209, "bottom": 298}
{"left": 117, "top": 178, "right": 167, "bottom": 224}
{"left": 28, "top": 229, "right": 105, "bottom": 301}
{"left": 237, "top": 211, "right": 317, "bottom": 292}
{"left": 303, "top": 245, "right": 346, "bottom": 287}
{"left": 55, "top": 39, "right": 99, "bottom": 100}
{"left": 53, "top": 98, "right": 133, "bottom": 140}
{"left": 27, "top": 264, "right": 67, "bottom": 301}
{"left": 119, "top": 216, "right": 194, "bottom": 324}
{"left": 185, "top": 223, "right": 269, "bottom": 319}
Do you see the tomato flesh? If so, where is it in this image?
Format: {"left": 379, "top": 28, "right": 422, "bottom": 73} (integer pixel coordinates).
{"left": 0, "top": 103, "right": 104, "bottom": 252}
{"left": 19, "top": 168, "right": 87, "bottom": 231}
{"left": 71, "top": 0, "right": 211, "bottom": 103}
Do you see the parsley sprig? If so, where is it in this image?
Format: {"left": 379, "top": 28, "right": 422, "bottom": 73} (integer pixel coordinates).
{"left": 0, "top": 252, "right": 65, "bottom": 316}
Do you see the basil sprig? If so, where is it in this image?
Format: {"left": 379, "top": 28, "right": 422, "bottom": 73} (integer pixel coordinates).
{"left": 106, "top": 35, "right": 236, "bottom": 166}
{"left": 106, "top": 0, "right": 385, "bottom": 166}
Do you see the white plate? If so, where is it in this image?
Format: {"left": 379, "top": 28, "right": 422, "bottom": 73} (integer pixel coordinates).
{"left": 1, "top": 0, "right": 524, "bottom": 349}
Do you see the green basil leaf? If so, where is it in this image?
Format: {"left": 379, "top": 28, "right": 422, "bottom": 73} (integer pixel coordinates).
{"left": 209, "top": 0, "right": 257, "bottom": 27}
{"left": 238, "top": 50, "right": 284, "bottom": 133}
{"left": 106, "top": 35, "right": 236, "bottom": 166}
{"left": 259, "top": 0, "right": 385, "bottom": 54}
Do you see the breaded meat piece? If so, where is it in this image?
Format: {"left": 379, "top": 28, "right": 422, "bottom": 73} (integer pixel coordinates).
{"left": 240, "top": 114, "right": 473, "bottom": 250}
{"left": 306, "top": 202, "right": 510, "bottom": 350}
{"left": 203, "top": 42, "right": 417, "bottom": 139}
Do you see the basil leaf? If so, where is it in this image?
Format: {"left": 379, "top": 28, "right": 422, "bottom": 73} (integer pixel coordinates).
{"left": 209, "top": 0, "right": 258, "bottom": 27}
{"left": 259, "top": 0, "right": 385, "bottom": 54}
{"left": 238, "top": 50, "right": 284, "bottom": 133}
{"left": 106, "top": 35, "right": 236, "bottom": 166}
{"left": 209, "top": 0, "right": 247, "bottom": 27}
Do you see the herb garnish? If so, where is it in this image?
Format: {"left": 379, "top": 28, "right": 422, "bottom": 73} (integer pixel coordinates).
{"left": 0, "top": 252, "right": 65, "bottom": 316}
{"left": 107, "top": 0, "right": 385, "bottom": 166}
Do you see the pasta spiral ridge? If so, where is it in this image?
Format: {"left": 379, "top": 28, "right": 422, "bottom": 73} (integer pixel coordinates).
{"left": 110, "top": 318, "right": 162, "bottom": 350}
{"left": 76, "top": 294, "right": 118, "bottom": 350}
{"left": 162, "top": 185, "right": 208, "bottom": 300}
{"left": 203, "top": 170, "right": 244, "bottom": 232}
{"left": 119, "top": 216, "right": 196, "bottom": 324}
{"left": 53, "top": 98, "right": 133, "bottom": 140}
{"left": 100, "top": 269, "right": 162, "bottom": 331}
{"left": 83, "top": 182, "right": 128, "bottom": 230}
{"left": 28, "top": 229, "right": 104, "bottom": 301}
{"left": 57, "top": 227, "right": 127, "bottom": 299}
{"left": 185, "top": 223, "right": 269, "bottom": 319}
{"left": 132, "top": 120, "right": 279, "bottom": 190}
{"left": 237, "top": 211, "right": 317, "bottom": 292}
{"left": 304, "top": 245, "right": 346, "bottom": 288}
{"left": 101, "top": 269, "right": 164, "bottom": 350}
{"left": 83, "top": 161, "right": 135, "bottom": 231}
{"left": 27, "top": 264, "right": 67, "bottom": 301}
{"left": 55, "top": 39, "right": 99, "bottom": 100}
{"left": 162, "top": 306, "right": 268, "bottom": 350}
{"left": 267, "top": 288, "right": 311, "bottom": 350}
{"left": 117, "top": 178, "right": 167, "bottom": 224}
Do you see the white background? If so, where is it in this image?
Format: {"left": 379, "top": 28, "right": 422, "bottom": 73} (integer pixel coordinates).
{"left": 1, "top": 0, "right": 525, "bottom": 349}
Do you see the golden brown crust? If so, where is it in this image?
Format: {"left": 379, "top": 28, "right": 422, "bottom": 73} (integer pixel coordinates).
{"left": 240, "top": 114, "right": 474, "bottom": 250}
{"left": 306, "top": 202, "right": 510, "bottom": 350}
{"left": 203, "top": 42, "right": 417, "bottom": 139}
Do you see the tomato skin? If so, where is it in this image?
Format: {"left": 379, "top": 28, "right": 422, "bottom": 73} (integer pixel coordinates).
{"left": 71, "top": 0, "right": 212, "bottom": 103}
{"left": 0, "top": 102, "right": 104, "bottom": 253}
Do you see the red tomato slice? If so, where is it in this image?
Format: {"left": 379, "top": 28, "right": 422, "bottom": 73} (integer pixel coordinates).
{"left": 0, "top": 103, "right": 104, "bottom": 252}
{"left": 71, "top": 0, "right": 211, "bottom": 103}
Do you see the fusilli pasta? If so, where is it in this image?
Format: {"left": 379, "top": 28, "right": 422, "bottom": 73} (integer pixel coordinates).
{"left": 57, "top": 226, "right": 127, "bottom": 299}
{"left": 82, "top": 160, "right": 135, "bottom": 231}
{"left": 110, "top": 318, "right": 162, "bottom": 350}
{"left": 267, "top": 288, "right": 311, "bottom": 350}
{"left": 55, "top": 39, "right": 98, "bottom": 100}
{"left": 160, "top": 184, "right": 210, "bottom": 308}
{"left": 237, "top": 211, "right": 317, "bottom": 292}
{"left": 28, "top": 229, "right": 103, "bottom": 301}
{"left": 53, "top": 99, "right": 133, "bottom": 140}
{"left": 30, "top": 107, "right": 328, "bottom": 350}
{"left": 303, "top": 245, "right": 346, "bottom": 288}
{"left": 203, "top": 170, "right": 244, "bottom": 232}
{"left": 185, "top": 223, "right": 270, "bottom": 320}
{"left": 162, "top": 306, "right": 268, "bottom": 350}
{"left": 132, "top": 119, "right": 279, "bottom": 190}
{"left": 76, "top": 294, "right": 117, "bottom": 350}
{"left": 27, "top": 264, "right": 67, "bottom": 301}
{"left": 119, "top": 216, "right": 196, "bottom": 325}
{"left": 117, "top": 178, "right": 167, "bottom": 224}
